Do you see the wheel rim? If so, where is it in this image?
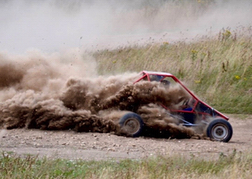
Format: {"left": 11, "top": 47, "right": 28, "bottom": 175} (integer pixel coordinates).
{"left": 211, "top": 124, "right": 228, "bottom": 140}
{"left": 123, "top": 118, "right": 140, "bottom": 135}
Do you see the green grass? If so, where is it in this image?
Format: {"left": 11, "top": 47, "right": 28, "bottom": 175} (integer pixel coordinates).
{"left": 1, "top": 150, "right": 252, "bottom": 178}
{"left": 93, "top": 27, "right": 252, "bottom": 114}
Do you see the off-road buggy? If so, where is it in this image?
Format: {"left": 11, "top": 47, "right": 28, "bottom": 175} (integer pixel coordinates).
{"left": 119, "top": 71, "right": 233, "bottom": 142}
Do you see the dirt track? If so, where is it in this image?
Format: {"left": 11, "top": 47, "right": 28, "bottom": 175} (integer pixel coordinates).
{"left": 0, "top": 114, "right": 251, "bottom": 161}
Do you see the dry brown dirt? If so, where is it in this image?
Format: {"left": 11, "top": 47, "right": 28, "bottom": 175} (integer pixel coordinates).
{"left": 0, "top": 114, "right": 251, "bottom": 161}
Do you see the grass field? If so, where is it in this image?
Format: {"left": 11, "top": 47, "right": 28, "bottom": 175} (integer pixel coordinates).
{"left": 1, "top": 149, "right": 252, "bottom": 179}
{"left": 94, "top": 27, "right": 252, "bottom": 114}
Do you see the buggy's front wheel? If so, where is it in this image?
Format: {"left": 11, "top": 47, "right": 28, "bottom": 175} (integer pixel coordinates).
{"left": 119, "top": 113, "right": 144, "bottom": 137}
{"left": 206, "top": 119, "right": 233, "bottom": 142}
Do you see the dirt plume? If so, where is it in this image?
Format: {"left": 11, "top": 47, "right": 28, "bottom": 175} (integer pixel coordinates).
{"left": 138, "top": 104, "right": 194, "bottom": 138}
{"left": 0, "top": 63, "right": 23, "bottom": 88}
{"left": 0, "top": 51, "right": 196, "bottom": 139}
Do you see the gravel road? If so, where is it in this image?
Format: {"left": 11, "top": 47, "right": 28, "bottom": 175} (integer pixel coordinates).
{"left": 1, "top": 114, "right": 251, "bottom": 161}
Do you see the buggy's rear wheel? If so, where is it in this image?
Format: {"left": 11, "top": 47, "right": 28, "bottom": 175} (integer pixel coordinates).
{"left": 119, "top": 113, "right": 144, "bottom": 137}
{"left": 206, "top": 119, "right": 233, "bottom": 142}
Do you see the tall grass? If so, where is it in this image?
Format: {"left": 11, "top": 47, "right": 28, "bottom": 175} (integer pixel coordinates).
{"left": 1, "top": 150, "right": 252, "bottom": 178}
{"left": 93, "top": 27, "right": 252, "bottom": 114}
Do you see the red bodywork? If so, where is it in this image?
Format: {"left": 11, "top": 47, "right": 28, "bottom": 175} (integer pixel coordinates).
{"left": 134, "top": 71, "right": 229, "bottom": 124}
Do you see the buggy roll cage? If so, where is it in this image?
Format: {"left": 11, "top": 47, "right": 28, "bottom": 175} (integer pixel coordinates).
{"left": 133, "top": 71, "right": 229, "bottom": 126}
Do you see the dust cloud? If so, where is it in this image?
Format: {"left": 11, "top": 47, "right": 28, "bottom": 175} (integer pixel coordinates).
{"left": 0, "top": 50, "right": 194, "bottom": 138}
{"left": 0, "top": 0, "right": 251, "bottom": 53}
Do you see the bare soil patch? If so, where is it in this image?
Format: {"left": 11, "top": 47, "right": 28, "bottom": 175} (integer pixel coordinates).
{"left": 0, "top": 114, "right": 251, "bottom": 161}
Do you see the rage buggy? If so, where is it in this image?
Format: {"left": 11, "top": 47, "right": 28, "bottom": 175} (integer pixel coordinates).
{"left": 119, "top": 71, "right": 233, "bottom": 142}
